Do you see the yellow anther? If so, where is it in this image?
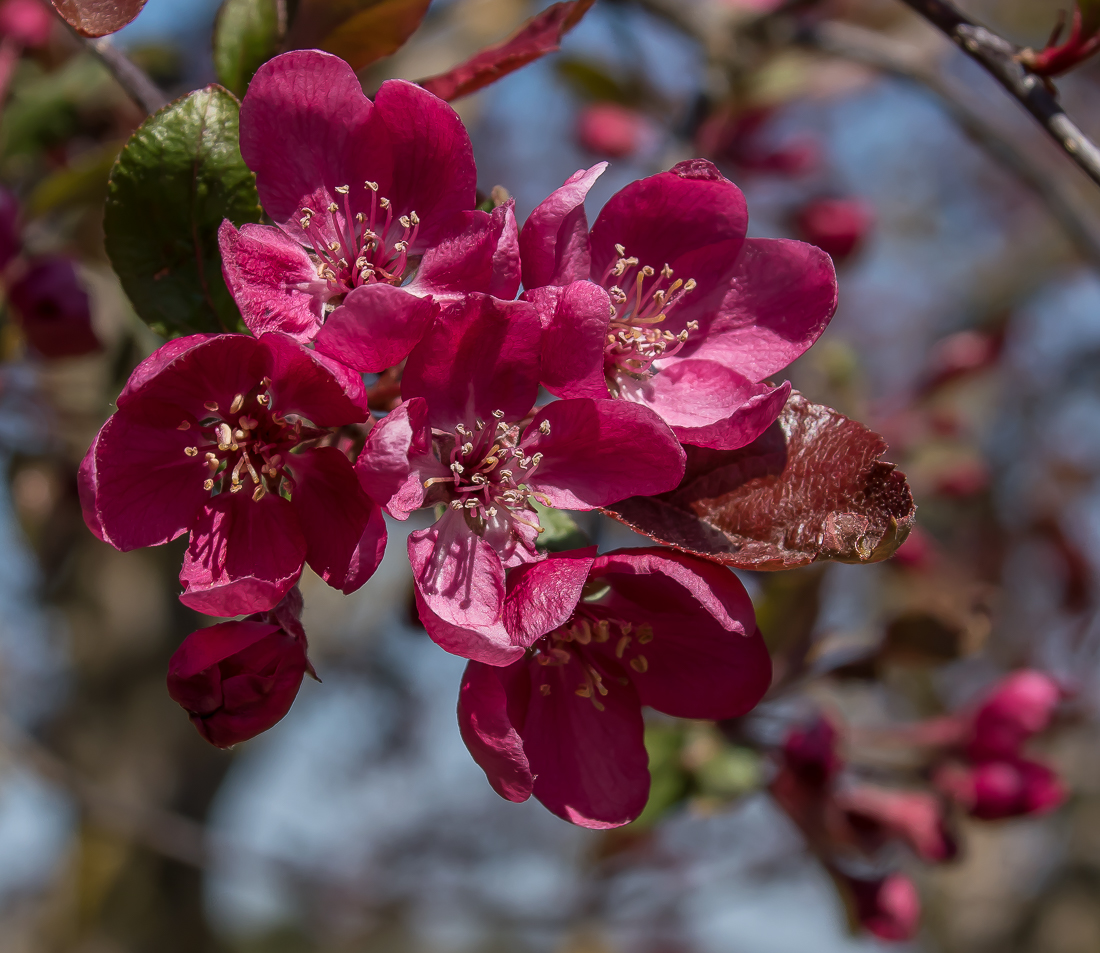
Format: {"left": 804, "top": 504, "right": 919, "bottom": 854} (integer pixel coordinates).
{"left": 204, "top": 401, "right": 219, "bottom": 412}
{"left": 539, "top": 683, "right": 551, "bottom": 696}
{"left": 216, "top": 423, "right": 233, "bottom": 450}
{"left": 575, "top": 684, "right": 592, "bottom": 698}
{"left": 684, "top": 278, "right": 697, "bottom": 291}
{"left": 539, "top": 419, "right": 551, "bottom": 435}
{"left": 641, "top": 265, "right": 654, "bottom": 277}
{"left": 203, "top": 479, "right": 214, "bottom": 491}
{"left": 335, "top": 184, "right": 350, "bottom": 194}
{"left": 410, "top": 211, "right": 420, "bottom": 225}
{"left": 399, "top": 215, "right": 411, "bottom": 228}
{"left": 637, "top": 623, "right": 654, "bottom": 645}
{"left": 184, "top": 447, "right": 198, "bottom": 457}
{"left": 661, "top": 263, "right": 673, "bottom": 279}
{"left": 614, "top": 243, "right": 626, "bottom": 256}
{"left": 327, "top": 203, "right": 339, "bottom": 213}
{"left": 230, "top": 393, "right": 244, "bottom": 414}
{"left": 230, "top": 483, "right": 243, "bottom": 493}
{"left": 595, "top": 620, "right": 611, "bottom": 642}
{"left": 252, "top": 484, "right": 267, "bottom": 502}
{"left": 257, "top": 394, "right": 270, "bottom": 406}
{"left": 177, "top": 420, "right": 190, "bottom": 431}
{"left": 615, "top": 635, "right": 631, "bottom": 658}
{"left": 379, "top": 197, "right": 391, "bottom": 209}
{"left": 365, "top": 181, "right": 379, "bottom": 191}
{"left": 630, "top": 655, "right": 649, "bottom": 673}
{"left": 574, "top": 620, "right": 592, "bottom": 644}
{"left": 234, "top": 429, "right": 246, "bottom": 441}
{"left": 240, "top": 416, "right": 258, "bottom": 430}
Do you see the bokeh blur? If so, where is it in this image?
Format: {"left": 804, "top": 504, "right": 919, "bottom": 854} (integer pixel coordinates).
{"left": 3, "top": 0, "right": 1100, "bottom": 950}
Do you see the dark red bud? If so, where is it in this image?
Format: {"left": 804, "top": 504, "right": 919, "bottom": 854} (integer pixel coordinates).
{"left": 167, "top": 620, "right": 309, "bottom": 748}
{"left": 967, "top": 670, "right": 1062, "bottom": 760}
{"left": 0, "top": 185, "right": 19, "bottom": 269}
{"left": 793, "top": 198, "right": 874, "bottom": 263}
{"left": 783, "top": 716, "right": 842, "bottom": 787}
{"left": 843, "top": 871, "right": 921, "bottom": 941}
{"left": 936, "top": 757, "right": 1065, "bottom": 820}
{"left": 7, "top": 256, "right": 100, "bottom": 358}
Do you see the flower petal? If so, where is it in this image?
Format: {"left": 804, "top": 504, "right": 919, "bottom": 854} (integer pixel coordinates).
{"left": 503, "top": 547, "right": 597, "bottom": 646}
{"left": 588, "top": 159, "right": 748, "bottom": 280}
{"left": 458, "top": 660, "right": 533, "bottom": 801}
{"left": 683, "top": 237, "right": 838, "bottom": 381}
{"left": 355, "top": 397, "right": 444, "bottom": 519}
{"left": 240, "top": 50, "right": 375, "bottom": 237}
{"left": 490, "top": 200, "right": 521, "bottom": 300}
{"left": 402, "top": 294, "right": 541, "bottom": 430}
{"left": 414, "top": 588, "right": 524, "bottom": 666}
{"left": 168, "top": 620, "right": 282, "bottom": 679}
{"left": 261, "top": 332, "right": 368, "bottom": 424}
{"left": 92, "top": 400, "right": 209, "bottom": 550}
{"left": 218, "top": 220, "right": 324, "bottom": 342}
{"left": 617, "top": 359, "right": 790, "bottom": 450}
{"left": 78, "top": 429, "right": 105, "bottom": 542}
{"left": 588, "top": 548, "right": 771, "bottom": 720}
{"left": 519, "top": 162, "right": 606, "bottom": 289}
{"left": 287, "top": 447, "right": 387, "bottom": 594}
{"left": 526, "top": 281, "right": 611, "bottom": 399}
{"left": 313, "top": 284, "right": 436, "bottom": 372}
{"left": 367, "top": 79, "right": 477, "bottom": 244}
{"left": 522, "top": 399, "right": 685, "bottom": 509}
{"left": 179, "top": 492, "right": 307, "bottom": 616}
{"left": 407, "top": 508, "right": 505, "bottom": 630}
{"left": 522, "top": 652, "right": 650, "bottom": 828}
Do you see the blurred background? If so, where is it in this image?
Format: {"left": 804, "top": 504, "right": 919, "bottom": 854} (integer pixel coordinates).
{"left": 2, "top": 0, "right": 1100, "bottom": 950}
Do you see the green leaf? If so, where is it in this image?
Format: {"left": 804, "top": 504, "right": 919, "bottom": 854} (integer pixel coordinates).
{"left": 532, "top": 500, "right": 591, "bottom": 553}
{"left": 632, "top": 723, "right": 689, "bottom": 828}
{"left": 214, "top": 0, "right": 285, "bottom": 99}
{"left": 285, "top": 0, "right": 431, "bottom": 70}
{"left": 104, "top": 85, "right": 262, "bottom": 338}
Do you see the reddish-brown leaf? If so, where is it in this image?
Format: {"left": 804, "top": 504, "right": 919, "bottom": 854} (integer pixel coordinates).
{"left": 603, "top": 392, "right": 915, "bottom": 570}
{"left": 51, "top": 0, "right": 147, "bottom": 37}
{"left": 284, "top": 0, "right": 431, "bottom": 69}
{"left": 418, "top": 0, "right": 595, "bottom": 101}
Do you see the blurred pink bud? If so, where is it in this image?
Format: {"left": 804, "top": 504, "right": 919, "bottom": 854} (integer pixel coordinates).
{"left": 167, "top": 620, "right": 309, "bottom": 748}
{"left": 891, "top": 524, "right": 934, "bottom": 570}
{"left": 696, "top": 107, "right": 820, "bottom": 177}
{"left": 844, "top": 871, "right": 921, "bottom": 941}
{"left": 793, "top": 198, "right": 874, "bottom": 262}
{"left": 783, "top": 716, "right": 842, "bottom": 788}
{"left": 0, "top": 186, "right": 19, "bottom": 269}
{"left": 932, "top": 458, "right": 990, "bottom": 499}
{"left": 837, "top": 785, "right": 956, "bottom": 862}
{"left": 936, "top": 757, "right": 1065, "bottom": 820}
{"left": 576, "top": 102, "right": 652, "bottom": 159}
{"left": 0, "top": 0, "right": 51, "bottom": 47}
{"left": 968, "top": 670, "right": 1062, "bottom": 760}
{"left": 923, "top": 330, "right": 1000, "bottom": 390}
{"left": 7, "top": 256, "right": 100, "bottom": 358}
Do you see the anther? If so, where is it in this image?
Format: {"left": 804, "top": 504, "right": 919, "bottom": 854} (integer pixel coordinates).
{"left": 216, "top": 423, "right": 233, "bottom": 450}
{"left": 335, "top": 185, "right": 349, "bottom": 194}
{"left": 475, "top": 419, "right": 486, "bottom": 431}
{"left": 487, "top": 507, "right": 498, "bottom": 517}
{"left": 230, "top": 394, "right": 244, "bottom": 414}
{"left": 575, "top": 685, "right": 592, "bottom": 698}
{"left": 451, "top": 462, "right": 464, "bottom": 474}
{"left": 595, "top": 620, "right": 611, "bottom": 642}
{"left": 399, "top": 215, "right": 411, "bottom": 228}
{"left": 365, "top": 181, "right": 378, "bottom": 191}
{"left": 641, "top": 265, "right": 654, "bottom": 277}
{"left": 630, "top": 656, "right": 649, "bottom": 673}
{"left": 499, "top": 470, "right": 512, "bottom": 480}
{"left": 203, "top": 479, "right": 214, "bottom": 491}
{"left": 257, "top": 394, "right": 270, "bottom": 406}
{"left": 661, "top": 263, "right": 673, "bottom": 279}
{"left": 637, "top": 624, "right": 654, "bottom": 644}
{"left": 184, "top": 447, "right": 198, "bottom": 457}
{"left": 252, "top": 484, "right": 267, "bottom": 501}
{"left": 230, "top": 483, "right": 243, "bottom": 493}
{"left": 379, "top": 197, "right": 390, "bottom": 209}
{"left": 204, "top": 401, "right": 219, "bottom": 412}
{"left": 410, "top": 211, "right": 420, "bottom": 225}
{"left": 462, "top": 442, "right": 474, "bottom": 455}
{"left": 355, "top": 212, "right": 366, "bottom": 224}
{"left": 615, "top": 635, "right": 631, "bottom": 658}
{"left": 240, "top": 416, "right": 257, "bottom": 430}
{"left": 539, "top": 684, "right": 551, "bottom": 696}
{"left": 614, "top": 243, "right": 626, "bottom": 255}
{"left": 234, "top": 429, "right": 246, "bottom": 441}
{"left": 465, "top": 499, "right": 478, "bottom": 510}
{"left": 539, "top": 420, "right": 551, "bottom": 435}
{"left": 492, "top": 409, "right": 505, "bottom": 419}
{"left": 684, "top": 279, "right": 697, "bottom": 291}
{"left": 450, "top": 500, "right": 464, "bottom": 509}
{"left": 177, "top": 420, "right": 190, "bottom": 431}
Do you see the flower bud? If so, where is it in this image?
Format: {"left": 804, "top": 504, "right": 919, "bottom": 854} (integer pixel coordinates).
{"left": 782, "top": 716, "right": 842, "bottom": 788}
{"left": 0, "top": 0, "right": 52, "bottom": 48}
{"left": 793, "top": 198, "right": 874, "bottom": 263}
{"left": 167, "top": 620, "right": 309, "bottom": 748}
{"left": 0, "top": 185, "right": 19, "bottom": 270}
{"left": 7, "top": 256, "right": 100, "bottom": 358}
{"left": 576, "top": 103, "right": 652, "bottom": 159}
{"left": 968, "top": 670, "right": 1061, "bottom": 760}
{"left": 842, "top": 871, "right": 921, "bottom": 941}
{"left": 935, "top": 757, "right": 1065, "bottom": 820}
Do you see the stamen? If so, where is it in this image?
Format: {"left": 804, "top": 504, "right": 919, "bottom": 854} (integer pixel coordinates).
{"left": 177, "top": 421, "right": 190, "bottom": 431}
{"left": 615, "top": 634, "right": 631, "bottom": 658}
{"left": 252, "top": 484, "right": 267, "bottom": 501}
{"left": 335, "top": 184, "right": 349, "bottom": 194}
{"left": 637, "top": 623, "right": 654, "bottom": 644}
{"left": 630, "top": 655, "right": 649, "bottom": 673}
{"left": 184, "top": 447, "right": 198, "bottom": 457}
{"left": 539, "top": 684, "right": 551, "bottom": 696}
{"left": 229, "top": 393, "right": 244, "bottom": 414}
{"left": 203, "top": 479, "right": 214, "bottom": 491}
{"left": 539, "top": 420, "right": 551, "bottom": 435}
{"left": 365, "top": 181, "right": 378, "bottom": 191}
{"left": 204, "top": 401, "right": 219, "bottom": 413}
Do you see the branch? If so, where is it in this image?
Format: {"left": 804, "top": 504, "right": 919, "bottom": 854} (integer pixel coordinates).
{"left": 85, "top": 35, "right": 168, "bottom": 116}
{"left": 803, "top": 20, "right": 1100, "bottom": 269}
{"left": 898, "top": 0, "right": 1100, "bottom": 188}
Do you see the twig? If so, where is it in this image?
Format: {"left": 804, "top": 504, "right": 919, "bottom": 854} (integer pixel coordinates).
{"left": 897, "top": 0, "right": 1100, "bottom": 188}
{"left": 85, "top": 36, "right": 169, "bottom": 116}
{"left": 803, "top": 20, "right": 1100, "bottom": 269}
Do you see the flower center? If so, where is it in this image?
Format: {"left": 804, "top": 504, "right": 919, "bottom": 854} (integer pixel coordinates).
{"left": 531, "top": 612, "right": 655, "bottom": 711}
{"left": 298, "top": 182, "right": 421, "bottom": 300}
{"left": 178, "top": 382, "right": 324, "bottom": 502}
{"left": 424, "top": 410, "right": 552, "bottom": 549}
{"left": 598, "top": 243, "right": 699, "bottom": 385}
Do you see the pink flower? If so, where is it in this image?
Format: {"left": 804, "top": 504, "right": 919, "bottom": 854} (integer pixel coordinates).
{"left": 519, "top": 159, "right": 837, "bottom": 449}
{"left": 793, "top": 197, "right": 873, "bottom": 263}
{"left": 168, "top": 618, "right": 309, "bottom": 748}
{"left": 8, "top": 256, "right": 100, "bottom": 358}
{"left": 967, "top": 670, "right": 1062, "bottom": 761}
{"left": 357, "top": 293, "right": 685, "bottom": 660}
{"left": 456, "top": 548, "right": 771, "bottom": 827}
{"left": 576, "top": 103, "right": 654, "bottom": 159}
{"left": 837, "top": 785, "right": 956, "bottom": 863}
{"left": 935, "top": 758, "right": 1066, "bottom": 820}
{"left": 79, "top": 333, "right": 386, "bottom": 616}
{"left": 219, "top": 49, "right": 519, "bottom": 373}
{"left": 0, "top": 0, "right": 51, "bottom": 48}
{"left": 841, "top": 871, "right": 921, "bottom": 942}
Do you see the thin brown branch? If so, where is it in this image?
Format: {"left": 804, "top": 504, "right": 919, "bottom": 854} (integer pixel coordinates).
{"left": 85, "top": 35, "right": 169, "bottom": 116}
{"left": 803, "top": 20, "right": 1100, "bottom": 270}
{"left": 897, "top": 0, "right": 1100, "bottom": 188}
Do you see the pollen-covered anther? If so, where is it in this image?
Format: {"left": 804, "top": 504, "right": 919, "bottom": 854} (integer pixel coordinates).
{"left": 216, "top": 423, "right": 233, "bottom": 450}
{"left": 257, "top": 394, "right": 270, "bottom": 406}
{"left": 204, "top": 401, "right": 219, "bottom": 413}
{"left": 449, "top": 499, "right": 464, "bottom": 509}
{"left": 177, "top": 420, "right": 190, "bottom": 431}
{"left": 379, "top": 197, "right": 391, "bottom": 210}
{"left": 539, "top": 419, "right": 551, "bottom": 435}
{"left": 399, "top": 215, "right": 411, "bottom": 229}
{"left": 365, "top": 180, "right": 378, "bottom": 191}
{"left": 203, "top": 479, "right": 214, "bottom": 491}
{"left": 252, "top": 484, "right": 267, "bottom": 502}
{"left": 629, "top": 656, "right": 648, "bottom": 673}
{"left": 660, "top": 263, "right": 673, "bottom": 279}
{"left": 615, "top": 634, "right": 631, "bottom": 658}
{"left": 539, "top": 683, "right": 551, "bottom": 696}
{"left": 492, "top": 409, "right": 505, "bottom": 419}
{"left": 184, "top": 447, "right": 198, "bottom": 457}
{"left": 229, "top": 393, "right": 244, "bottom": 414}
{"left": 335, "top": 184, "right": 350, "bottom": 194}
{"left": 637, "top": 623, "right": 654, "bottom": 644}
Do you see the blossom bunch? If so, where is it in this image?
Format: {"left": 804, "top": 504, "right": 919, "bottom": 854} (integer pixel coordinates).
{"left": 78, "top": 49, "right": 841, "bottom": 827}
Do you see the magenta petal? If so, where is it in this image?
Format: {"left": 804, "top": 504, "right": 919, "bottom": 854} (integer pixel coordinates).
{"left": 402, "top": 294, "right": 541, "bottom": 430}
{"left": 78, "top": 430, "right": 105, "bottom": 542}
{"left": 261, "top": 332, "right": 368, "bottom": 424}
{"left": 179, "top": 492, "right": 307, "bottom": 616}
{"left": 93, "top": 401, "right": 209, "bottom": 550}
{"left": 522, "top": 399, "right": 685, "bottom": 509}
{"left": 407, "top": 202, "right": 519, "bottom": 302}
{"left": 520, "top": 162, "right": 606, "bottom": 290}
{"left": 503, "top": 547, "right": 597, "bottom": 647}
{"left": 287, "top": 447, "right": 386, "bottom": 594}
{"left": 408, "top": 509, "right": 505, "bottom": 630}
{"left": 414, "top": 588, "right": 524, "bottom": 666}
{"left": 367, "top": 79, "right": 477, "bottom": 240}
{"left": 588, "top": 159, "right": 748, "bottom": 281}
{"left": 240, "top": 50, "right": 374, "bottom": 237}
{"left": 590, "top": 548, "right": 771, "bottom": 719}
{"left": 169, "top": 621, "right": 282, "bottom": 679}
{"left": 686, "top": 238, "right": 838, "bottom": 381}
{"left": 670, "top": 380, "right": 790, "bottom": 450}
{"left": 355, "top": 397, "right": 443, "bottom": 519}
{"left": 458, "top": 660, "right": 533, "bottom": 801}
{"left": 528, "top": 281, "right": 611, "bottom": 399}
{"left": 218, "top": 221, "right": 324, "bottom": 342}
{"left": 522, "top": 655, "right": 649, "bottom": 828}
{"left": 313, "top": 284, "right": 436, "bottom": 372}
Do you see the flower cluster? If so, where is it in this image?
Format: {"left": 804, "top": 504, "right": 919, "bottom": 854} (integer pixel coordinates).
{"left": 79, "top": 49, "right": 840, "bottom": 825}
